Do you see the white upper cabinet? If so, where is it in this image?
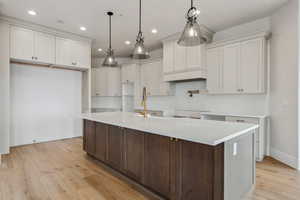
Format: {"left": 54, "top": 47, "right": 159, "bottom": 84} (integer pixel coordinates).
{"left": 186, "top": 45, "right": 206, "bottom": 70}
{"left": 70, "top": 40, "right": 91, "bottom": 68}
{"left": 174, "top": 43, "right": 187, "bottom": 72}
{"left": 55, "top": 37, "right": 72, "bottom": 67}
{"left": 206, "top": 35, "right": 267, "bottom": 94}
{"left": 92, "top": 68, "right": 121, "bottom": 97}
{"left": 121, "top": 64, "right": 137, "bottom": 83}
{"left": 56, "top": 38, "right": 91, "bottom": 69}
{"left": 10, "top": 26, "right": 34, "bottom": 61}
{"left": 10, "top": 26, "right": 55, "bottom": 64}
{"left": 163, "top": 41, "right": 174, "bottom": 73}
{"left": 140, "top": 60, "right": 173, "bottom": 96}
{"left": 106, "top": 68, "right": 121, "bottom": 97}
{"left": 240, "top": 38, "right": 265, "bottom": 93}
{"left": 162, "top": 37, "right": 207, "bottom": 82}
{"left": 206, "top": 48, "right": 223, "bottom": 93}
{"left": 223, "top": 43, "right": 240, "bottom": 93}
{"left": 10, "top": 25, "right": 91, "bottom": 69}
{"left": 34, "top": 32, "right": 55, "bottom": 64}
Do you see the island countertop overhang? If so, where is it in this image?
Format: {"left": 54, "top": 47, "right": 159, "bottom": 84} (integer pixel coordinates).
{"left": 81, "top": 112, "right": 259, "bottom": 146}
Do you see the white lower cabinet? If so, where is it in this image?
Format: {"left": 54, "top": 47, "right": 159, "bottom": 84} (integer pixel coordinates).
{"left": 225, "top": 116, "right": 267, "bottom": 162}
{"left": 206, "top": 35, "right": 267, "bottom": 94}
{"left": 92, "top": 68, "right": 121, "bottom": 97}
{"left": 140, "top": 60, "right": 173, "bottom": 96}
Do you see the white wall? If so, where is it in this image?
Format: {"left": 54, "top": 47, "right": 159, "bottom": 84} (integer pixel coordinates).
{"left": 10, "top": 64, "right": 83, "bottom": 146}
{"left": 0, "top": 22, "right": 10, "bottom": 154}
{"left": 270, "top": 0, "right": 299, "bottom": 169}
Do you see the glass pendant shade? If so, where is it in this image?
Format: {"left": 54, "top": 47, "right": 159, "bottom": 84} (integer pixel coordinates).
{"left": 132, "top": 32, "right": 150, "bottom": 59}
{"left": 178, "top": 0, "right": 206, "bottom": 47}
{"left": 177, "top": 18, "right": 206, "bottom": 46}
{"left": 102, "top": 48, "right": 118, "bottom": 67}
{"left": 102, "top": 11, "right": 118, "bottom": 67}
{"left": 132, "top": 0, "right": 150, "bottom": 59}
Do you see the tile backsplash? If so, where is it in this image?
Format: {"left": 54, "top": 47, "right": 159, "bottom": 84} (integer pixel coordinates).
{"left": 92, "top": 80, "right": 268, "bottom": 116}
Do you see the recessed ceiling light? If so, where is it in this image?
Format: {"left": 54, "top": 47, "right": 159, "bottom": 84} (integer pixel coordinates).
{"left": 80, "top": 26, "right": 87, "bottom": 31}
{"left": 28, "top": 10, "right": 37, "bottom": 16}
{"left": 151, "top": 29, "right": 158, "bottom": 34}
{"left": 98, "top": 48, "right": 103, "bottom": 52}
{"left": 125, "top": 41, "right": 131, "bottom": 45}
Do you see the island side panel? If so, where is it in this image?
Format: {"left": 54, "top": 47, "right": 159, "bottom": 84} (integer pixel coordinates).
{"left": 224, "top": 131, "right": 256, "bottom": 200}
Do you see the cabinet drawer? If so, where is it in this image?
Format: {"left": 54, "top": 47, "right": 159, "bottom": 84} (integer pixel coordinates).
{"left": 225, "top": 116, "right": 259, "bottom": 142}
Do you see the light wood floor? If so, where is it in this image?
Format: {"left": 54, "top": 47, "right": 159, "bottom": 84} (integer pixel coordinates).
{"left": 0, "top": 138, "right": 299, "bottom": 200}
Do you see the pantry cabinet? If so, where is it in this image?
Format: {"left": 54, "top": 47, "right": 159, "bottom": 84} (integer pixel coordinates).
{"left": 162, "top": 37, "right": 207, "bottom": 81}
{"left": 91, "top": 67, "right": 121, "bottom": 97}
{"left": 140, "top": 60, "right": 173, "bottom": 96}
{"left": 206, "top": 35, "right": 267, "bottom": 94}
{"left": 10, "top": 26, "right": 55, "bottom": 64}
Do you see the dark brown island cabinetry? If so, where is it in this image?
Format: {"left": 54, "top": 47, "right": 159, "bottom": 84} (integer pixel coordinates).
{"left": 107, "top": 125, "right": 124, "bottom": 170}
{"left": 83, "top": 120, "right": 224, "bottom": 200}
{"left": 123, "top": 128, "right": 145, "bottom": 182}
{"left": 95, "top": 122, "right": 108, "bottom": 162}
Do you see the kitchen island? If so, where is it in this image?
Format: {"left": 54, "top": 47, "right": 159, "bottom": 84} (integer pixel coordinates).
{"left": 81, "top": 112, "right": 258, "bottom": 200}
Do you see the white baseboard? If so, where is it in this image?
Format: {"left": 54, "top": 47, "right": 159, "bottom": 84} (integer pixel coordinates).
{"left": 270, "top": 148, "right": 299, "bottom": 169}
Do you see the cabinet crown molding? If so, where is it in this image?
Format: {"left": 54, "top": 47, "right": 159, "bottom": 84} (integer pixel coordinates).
{"left": 207, "top": 31, "right": 271, "bottom": 49}
{"left": 0, "top": 15, "right": 92, "bottom": 43}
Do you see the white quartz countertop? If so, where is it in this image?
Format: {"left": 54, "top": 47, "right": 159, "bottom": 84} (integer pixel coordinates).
{"left": 81, "top": 112, "right": 259, "bottom": 146}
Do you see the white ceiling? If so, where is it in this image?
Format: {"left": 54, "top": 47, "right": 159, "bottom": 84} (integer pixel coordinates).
{"left": 0, "top": 0, "right": 288, "bottom": 57}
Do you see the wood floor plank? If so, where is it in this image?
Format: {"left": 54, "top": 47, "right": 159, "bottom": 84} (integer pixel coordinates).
{"left": 1, "top": 138, "right": 299, "bottom": 200}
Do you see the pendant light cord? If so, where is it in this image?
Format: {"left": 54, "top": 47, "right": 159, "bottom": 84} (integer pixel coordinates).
{"left": 139, "top": 0, "right": 142, "bottom": 33}
{"left": 191, "top": 0, "right": 193, "bottom": 8}
{"left": 109, "top": 14, "right": 112, "bottom": 49}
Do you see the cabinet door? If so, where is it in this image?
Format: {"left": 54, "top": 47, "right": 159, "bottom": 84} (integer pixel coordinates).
{"left": 123, "top": 129, "right": 144, "bottom": 181}
{"left": 186, "top": 45, "right": 205, "bottom": 70}
{"left": 95, "top": 122, "right": 108, "bottom": 162}
{"left": 71, "top": 40, "right": 91, "bottom": 68}
{"left": 106, "top": 68, "right": 121, "bottom": 96}
{"left": 84, "top": 120, "right": 96, "bottom": 155}
{"left": 177, "top": 141, "right": 224, "bottom": 200}
{"left": 122, "top": 64, "right": 137, "bottom": 83}
{"left": 10, "top": 26, "right": 34, "bottom": 61}
{"left": 207, "top": 48, "right": 223, "bottom": 93}
{"left": 107, "top": 126, "right": 123, "bottom": 170}
{"left": 144, "top": 134, "right": 174, "bottom": 199}
{"left": 92, "top": 68, "right": 107, "bottom": 97}
{"left": 163, "top": 41, "right": 174, "bottom": 73}
{"left": 174, "top": 42, "right": 187, "bottom": 72}
{"left": 223, "top": 43, "right": 240, "bottom": 93}
{"left": 34, "top": 32, "right": 55, "bottom": 64}
{"left": 240, "top": 38, "right": 264, "bottom": 93}
{"left": 140, "top": 63, "right": 153, "bottom": 95}
{"left": 55, "top": 37, "right": 72, "bottom": 66}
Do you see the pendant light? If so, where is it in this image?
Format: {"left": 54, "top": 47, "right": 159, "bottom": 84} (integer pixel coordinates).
{"left": 132, "top": 0, "right": 150, "bottom": 59}
{"left": 178, "top": 0, "right": 206, "bottom": 46}
{"left": 102, "top": 12, "right": 118, "bottom": 67}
